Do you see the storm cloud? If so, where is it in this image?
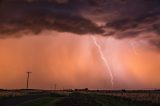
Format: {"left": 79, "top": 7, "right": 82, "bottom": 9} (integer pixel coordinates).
{"left": 0, "top": 0, "right": 105, "bottom": 37}
{"left": 0, "top": 0, "right": 160, "bottom": 90}
{"left": 0, "top": 0, "right": 160, "bottom": 47}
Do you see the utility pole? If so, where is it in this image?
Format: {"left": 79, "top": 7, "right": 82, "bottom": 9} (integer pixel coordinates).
{"left": 54, "top": 84, "right": 57, "bottom": 91}
{"left": 26, "top": 72, "right": 32, "bottom": 89}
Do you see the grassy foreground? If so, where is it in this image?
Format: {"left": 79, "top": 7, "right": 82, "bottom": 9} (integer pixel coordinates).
{"left": 19, "top": 93, "right": 65, "bottom": 106}
{"left": 19, "top": 92, "right": 159, "bottom": 106}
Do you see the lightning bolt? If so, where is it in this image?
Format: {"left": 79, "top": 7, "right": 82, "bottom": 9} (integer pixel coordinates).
{"left": 130, "top": 42, "right": 139, "bottom": 55}
{"left": 91, "top": 36, "right": 114, "bottom": 87}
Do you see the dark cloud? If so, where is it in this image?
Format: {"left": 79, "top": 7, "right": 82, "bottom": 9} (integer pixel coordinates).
{"left": 106, "top": 13, "right": 160, "bottom": 38}
{"left": 0, "top": 0, "right": 160, "bottom": 48}
{"left": 0, "top": 12, "right": 104, "bottom": 36}
{"left": 0, "top": 0, "right": 104, "bottom": 38}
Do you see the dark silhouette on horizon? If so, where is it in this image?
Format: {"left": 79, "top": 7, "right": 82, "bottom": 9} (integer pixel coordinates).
{"left": 26, "top": 72, "right": 32, "bottom": 89}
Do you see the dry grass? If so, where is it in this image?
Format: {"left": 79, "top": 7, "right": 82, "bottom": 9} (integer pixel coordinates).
{"left": 107, "top": 92, "right": 160, "bottom": 104}
{"left": 0, "top": 91, "right": 27, "bottom": 99}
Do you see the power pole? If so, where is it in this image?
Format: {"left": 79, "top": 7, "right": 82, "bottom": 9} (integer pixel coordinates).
{"left": 54, "top": 84, "right": 57, "bottom": 91}
{"left": 26, "top": 72, "right": 32, "bottom": 89}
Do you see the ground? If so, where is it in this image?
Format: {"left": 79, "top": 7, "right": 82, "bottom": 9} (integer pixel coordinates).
{"left": 0, "top": 90, "right": 159, "bottom": 106}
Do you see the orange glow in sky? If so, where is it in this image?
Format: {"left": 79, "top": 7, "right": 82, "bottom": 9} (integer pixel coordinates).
{"left": 0, "top": 31, "right": 160, "bottom": 90}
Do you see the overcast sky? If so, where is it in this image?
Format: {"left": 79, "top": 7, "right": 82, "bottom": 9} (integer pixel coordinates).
{"left": 0, "top": 0, "right": 160, "bottom": 90}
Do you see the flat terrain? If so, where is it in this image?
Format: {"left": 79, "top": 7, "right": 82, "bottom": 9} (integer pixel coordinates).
{"left": 0, "top": 90, "right": 160, "bottom": 106}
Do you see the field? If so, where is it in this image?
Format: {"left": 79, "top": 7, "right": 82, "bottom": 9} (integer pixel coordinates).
{"left": 0, "top": 89, "right": 159, "bottom": 106}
